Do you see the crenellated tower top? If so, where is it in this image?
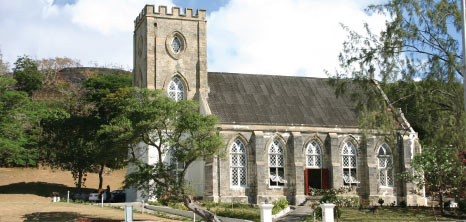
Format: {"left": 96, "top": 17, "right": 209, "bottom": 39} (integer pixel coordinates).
{"left": 135, "top": 5, "right": 206, "bottom": 28}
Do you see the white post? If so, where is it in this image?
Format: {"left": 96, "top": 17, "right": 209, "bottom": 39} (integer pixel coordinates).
{"left": 141, "top": 200, "right": 144, "bottom": 214}
{"left": 67, "top": 191, "right": 70, "bottom": 203}
{"left": 101, "top": 195, "right": 104, "bottom": 208}
{"left": 125, "top": 205, "right": 133, "bottom": 222}
{"left": 259, "top": 203, "right": 274, "bottom": 222}
{"left": 320, "top": 203, "right": 336, "bottom": 222}
{"left": 53, "top": 196, "right": 57, "bottom": 203}
{"left": 193, "top": 212, "right": 196, "bottom": 222}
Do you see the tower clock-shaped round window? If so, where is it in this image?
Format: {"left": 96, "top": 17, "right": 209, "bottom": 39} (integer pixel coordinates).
{"left": 172, "top": 36, "right": 182, "bottom": 54}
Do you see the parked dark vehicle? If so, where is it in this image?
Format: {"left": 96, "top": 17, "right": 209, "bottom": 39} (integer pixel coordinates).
{"left": 111, "top": 190, "right": 126, "bottom": 202}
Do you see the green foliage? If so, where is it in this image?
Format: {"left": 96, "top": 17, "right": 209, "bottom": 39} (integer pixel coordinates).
{"left": 13, "top": 56, "right": 43, "bottom": 95}
{"left": 328, "top": 0, "right": 466, "bottom": 152}
{"left": 0, "top": 76, "right": 51, "bottom": 166}
{"left": 400, "top": 147, "right": 466, "bottom": 213}
{"left": 272, "top": 198, "right": 289, "bottom": 214}
{"left": 102, "top": 87, "right": 223, "bottom": 219}
{"left": 378, "top": 198, "right": 384, "bottom": 206}
{"left": 215, "top": 208, "right": 260, "bottom": 222}
{"left": 458, "top": 198, "right": 466, "bottom": 214}
{"left": 399, "top": 200, "right": 407, "bottom": 207}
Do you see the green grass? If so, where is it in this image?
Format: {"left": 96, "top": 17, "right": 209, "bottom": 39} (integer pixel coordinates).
{"left": 304, "top": 207, "right": 459, "bottom": 222}
{"left": 202, "top": 201, "right": 260, "bottom": 222}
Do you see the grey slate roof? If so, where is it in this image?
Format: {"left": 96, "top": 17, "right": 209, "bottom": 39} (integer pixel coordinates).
{"left": 207, "top": 72, "right": 358, "bottom": 127}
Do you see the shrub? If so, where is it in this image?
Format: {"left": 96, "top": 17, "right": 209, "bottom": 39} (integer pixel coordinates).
{"left": 399, "top": 200, "right": 407, "bottom": 208}
{"left": 458, "top": 198, "right": 466, "bottom": 214}
{"left": 272, "top": 198, "right": 289, "bottom": 214}
{"left": 378, "top": 198, "right": 385, "bottom": 206}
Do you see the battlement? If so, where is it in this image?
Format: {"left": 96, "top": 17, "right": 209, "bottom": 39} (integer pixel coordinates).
{"left": 135, "top": 5, "right": 206, "bottom": 27}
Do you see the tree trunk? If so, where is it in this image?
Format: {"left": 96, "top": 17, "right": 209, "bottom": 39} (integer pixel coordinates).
{"left": 183, "top": 196, "right": 220, "bottom": 222}
{"left": 439, "top": 193, "right": 445, "bottom": 215}
{"left": 77, "top": 171, "right": 83, "bottom": 194}
{"left": 98, "top": 165, "right": 104, "bottom": 190}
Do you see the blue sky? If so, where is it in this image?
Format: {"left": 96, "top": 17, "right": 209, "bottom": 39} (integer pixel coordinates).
{"left": 0, "top": 0, "right": 388, "bottom": 77}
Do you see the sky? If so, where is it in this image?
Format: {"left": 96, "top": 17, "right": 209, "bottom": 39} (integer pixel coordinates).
{"left": 0, "top": 0, "right": 387, "bottom": 77}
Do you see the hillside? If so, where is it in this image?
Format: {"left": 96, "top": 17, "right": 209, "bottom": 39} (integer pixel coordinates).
{"left": 0, "top": 167, "right": 126, "bottom": 202}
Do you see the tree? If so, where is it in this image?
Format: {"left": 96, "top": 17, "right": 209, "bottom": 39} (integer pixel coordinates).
{"left": 82, "top": 74, "right": 132, "bottom": 190}
{"left": 13, "top": 56, "right": 43, "bottom": 95}
{"left": 41, "top": 87, "right": 100, "bottom": 193}
{"left": 0, "top": 49, "right": 9, "bottom": 76}
{"left": 329, "top": 0, "right": 465, "bottom": 150}
{"left": 0, "top": 75, "right": 50, "bottom": 167}
{"left": 400, "top": 147, "right": 466, "bottom": 214}
{"left": 37, "top": 57, "right": 81, "bottom": 88}
{"left": 103, "top": 87, "right": 224, "bottom": 222}
{"left": 329, "top": 0, "right": 466, "bottom": 212}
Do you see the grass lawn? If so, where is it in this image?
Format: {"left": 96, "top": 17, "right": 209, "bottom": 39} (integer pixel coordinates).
{"left": 305, "top": 207, "right": 460, "bottom": 221}
{"left": 203, "top": 202, "right": 260, "bottom": 222}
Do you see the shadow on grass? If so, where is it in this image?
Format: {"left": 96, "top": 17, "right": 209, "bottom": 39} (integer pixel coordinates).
{"left": 0, "top": 182, "right": 95, "bottom": 197}
{"left": 22, "top": 211, "right": 120, "bottom": 222}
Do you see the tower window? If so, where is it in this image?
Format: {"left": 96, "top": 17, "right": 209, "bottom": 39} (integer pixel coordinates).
{"left": 168, "top": 77, "right": 185, "bottom": 101}
{"left": 172, "top": 36, "right": 182, "bottom": 54}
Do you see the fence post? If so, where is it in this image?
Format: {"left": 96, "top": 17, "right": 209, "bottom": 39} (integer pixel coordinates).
{"left": 259, "top": 203, "right": 274, "bottom": 222}
{"left": 320, "top": 203, "right": 336, "bottom": 222}
{"left": 125, "top": 205, "right": 133, "bottom": 222}
{"left": 67, "top": 191, "right": 70, "bottom": 203}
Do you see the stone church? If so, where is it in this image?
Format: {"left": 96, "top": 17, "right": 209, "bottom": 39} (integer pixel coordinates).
{"left": 128, "top": 5, "right": 427, "bottom": 206}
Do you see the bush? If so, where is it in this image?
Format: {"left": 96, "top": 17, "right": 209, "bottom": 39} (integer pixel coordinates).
{"left": 336, "top": 196, "right": 359, "bottom": 207}
{"left": 458, "top": 198, "right": 466, "bottom": 214}
{"left": 216, "top": 208, "right": 259, "bottom": 221}
{"left": 378, "top": 198, "right": 385, "bottom": 206}
{"left": 272, "top": 198, "right": 289, "bottom": 214}
{"left": 399, "top": 200, "right": 407, "bottom": 207}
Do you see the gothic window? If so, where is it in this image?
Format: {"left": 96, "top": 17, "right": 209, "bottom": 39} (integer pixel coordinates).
{"left": 172, "top": 36, "right": 182, "bottom": 54}
{"left": 168, "top": 77, "right": 185, "bottom": 101}
{"left": 169, "top": 149, "right": 185, "bottom": 182}
{"left": 306, "top": 141, "right": 322, "bottom": 168}
{"left": 230, "top": 139, "right": 247, "bottom": 187}
{"left": 342, "top": 141, "right": 359, "bottom": 186}
{"left": 378, "top": 143, "right": 394, "bottom": 187}
{"left": 269, "top": 139, "right": 286, "bottom": 187}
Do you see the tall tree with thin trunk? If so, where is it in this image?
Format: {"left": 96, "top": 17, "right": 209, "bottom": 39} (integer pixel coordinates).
{"left": 101, "top": 87, "right": 224, "bottom": 222}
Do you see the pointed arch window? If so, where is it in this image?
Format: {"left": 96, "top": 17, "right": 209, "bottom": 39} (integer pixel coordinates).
{"left": 168, "top": 77, "right": 185, "bottom": 101}
{"left": 306, "top": 141, "right": 322, "bottom": 168}
{"left": 230, "top": 139, "right": 247, "bottom": 187}
{"left": 269, "top": 139, "right": 286, "bottom": 187}
{"left": 342, "top": 141, "right": 359, "bottom": 186}
{"left": 378, "top": 143, "right": 394, "bottom": 187}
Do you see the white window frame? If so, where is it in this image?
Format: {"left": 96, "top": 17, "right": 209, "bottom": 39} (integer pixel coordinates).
{"left": 230, "top": 139, "right": 247, "bottom": 188}
{"left": 168, "top": 77, "right": 185, "bottom": 102}
{"left": 342, "top": 141, "right": 359, "bottom": 187}
{"left": 306, "top": 141, "right": 322, "bottom": 169}
{"left": 268, "top": 139, "right": 286, "bottom": 188}
{"left": 377, "top": 143, "right": 394, "bottom": 187}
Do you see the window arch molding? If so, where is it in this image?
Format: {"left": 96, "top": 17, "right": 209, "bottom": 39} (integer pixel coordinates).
{"left": 338, "top": 135, "right": 360, "bottom": 155}
{"left": 229, "top": 136, "right": 249, "bottom": 188}
{"left": 304, "top": 135, "right": 324, "bottom": 168}
{"left": 266, "top": 135, "right": 287, "bottom": 187}
{"left": 163, "top": 72, "right": 190, "bottom": 92}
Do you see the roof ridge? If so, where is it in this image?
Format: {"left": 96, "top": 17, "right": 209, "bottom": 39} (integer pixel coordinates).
{"left": 207, "top": 72, "right": 329, "bottom": 80}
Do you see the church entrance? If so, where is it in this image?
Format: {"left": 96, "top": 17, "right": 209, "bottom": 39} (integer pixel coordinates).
{"left": 305, "top": 168, "right": 330, "bottom": 195}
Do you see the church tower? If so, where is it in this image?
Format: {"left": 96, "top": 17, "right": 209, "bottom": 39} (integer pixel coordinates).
{"left": 133, "top": 5, "right": 208, "bottom": 100}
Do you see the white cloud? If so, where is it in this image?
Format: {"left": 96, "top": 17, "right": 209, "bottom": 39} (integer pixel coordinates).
{"left": 0, "top": 0, "right": 387, "bottom": 76}
{"left": 0, "top": 0, "right": 174, "bottom": 69}
{"left": 207, "top": 0, "right": 387, "bottom": 77}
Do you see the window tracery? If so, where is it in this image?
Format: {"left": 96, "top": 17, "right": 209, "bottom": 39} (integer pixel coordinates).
{"left": 168, "top": 77, "right": 185, "bottom": 101}
{"left": 269, "top": 139, "right": 286, "bottom": 187}
{"left": 342, "top": 141, "right": 359, "bottom": 186}
{"left": 378, "top": 143, "right": 394, "bottom": 187}
{"left": 306, "top": 141, "right": 322, "bottom": 168}
{"left": 230, "top": 139, "right": 247, "bottom": 187}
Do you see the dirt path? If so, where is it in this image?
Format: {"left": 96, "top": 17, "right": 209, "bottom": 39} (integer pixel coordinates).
{"left": 0, "top": 195, "right": 180, "bottom": 222}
